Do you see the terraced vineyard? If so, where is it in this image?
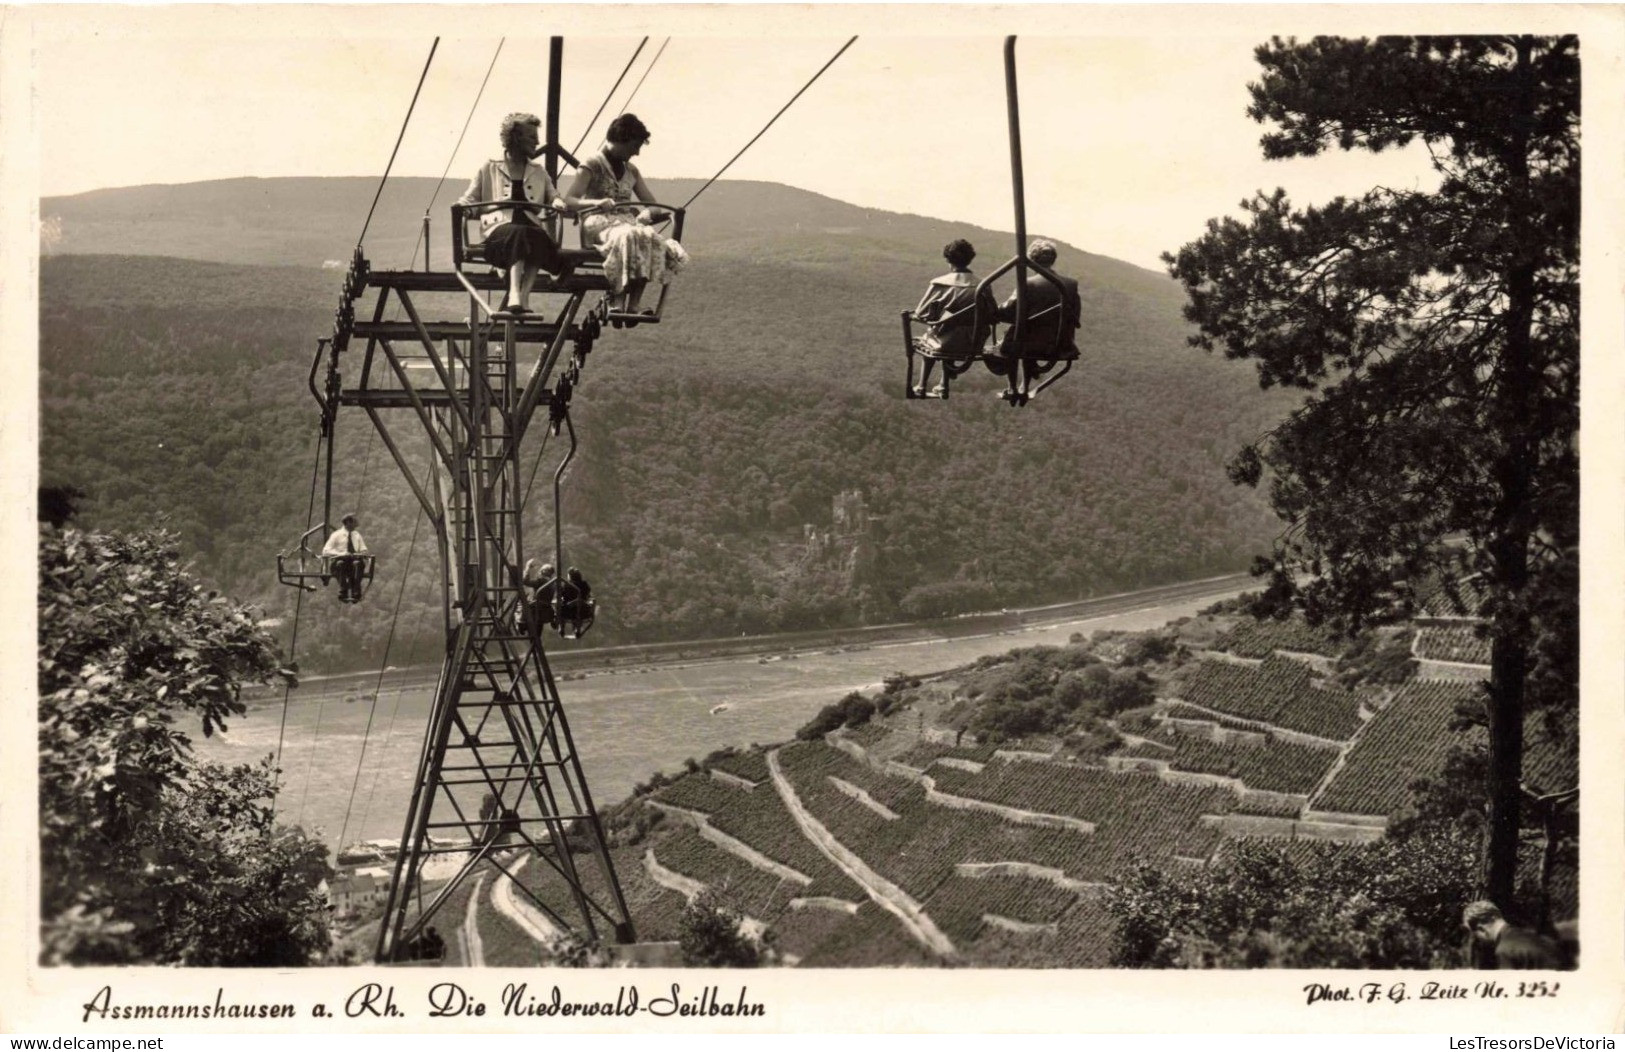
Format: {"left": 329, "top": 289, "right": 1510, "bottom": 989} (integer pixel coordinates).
{"left": 930, "top": 758, "right": 1232, "bottom": 827}
{"left": 923, "top": 875, "right": 1078, "bottom": 944}
{"left": 1178, "top": 655, "right": 1363, "bottom": 740}
{"left": 520, "top": 843, "right": 689, "bottom": 944}
{"left": 701, "top": 777, "right": 866, "bottom": 899}
{"left": 1312, "top": 681, "right": 1472, "bottom": 815}
{"left": 1120, "top": 726, "right": 1339, "bottom": 794}
{"left": 653, "top": 772, "right": 750, "bottom": 814}
{"left": 796, "top": 902, "right": 936, "bottom": 967}
{"left": 1415, "top": 624, "right": 1492, "bottom": 665}
{"left": 652, "top": 825, "right": 805, "bottom": 918}
{"left": 930, "top": 761, "right": 1233, "bottom": 874}
{"left": 710, "top": 749, "right": 771, "bottom": 785}
{"left": 1418, "top": 575, "right": 1490, "bottom": 618}
{"left": 1215, "top": 618, "right": 1342, "bottom": 658}
{"left": 1159, "top": 702, "right": 1272, "bottom": 731}
{"left": 894, "top": 740, "right": 1000, "bottom": 768}
{"left": 1521, "top": 708, "right": 1579, "bottom": 795}
{"left": 469, "top": 598, "right": 1573, "bottom": 969}
{"left": 783, "top": 743, "right": 1130, "bottom": 959}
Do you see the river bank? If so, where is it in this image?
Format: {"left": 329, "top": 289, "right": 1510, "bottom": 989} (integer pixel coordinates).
{"left": 206, "top": 574, "right": 1249, "bottom": 849}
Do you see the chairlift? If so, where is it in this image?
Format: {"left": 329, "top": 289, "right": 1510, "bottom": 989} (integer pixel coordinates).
{"left": 276, "top": 521, "right": 377, "bottom": 601}
{"left": 898, "top": 36, "right": 1081, "bottom": 408}
{"left": 552, "top": 581, "right": 597, "bottom": 640}
{"left": 902, "top": 261, "right": 1078, "bottom": 404}
{"left": 450, "top": 193, "right": 687, "bottom": 329}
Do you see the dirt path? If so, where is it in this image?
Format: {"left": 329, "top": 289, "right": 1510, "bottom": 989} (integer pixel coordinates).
{"left": 766, "top": 748, "right": 955, "bottom": 958}
{"left": 460, "top": 874, "right": 486, "bottom": 966}
{"left": 489, "top": 853, "right": 563, "bottom": 952}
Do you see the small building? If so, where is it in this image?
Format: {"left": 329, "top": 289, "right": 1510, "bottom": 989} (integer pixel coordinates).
{"left": 331, "top": 866, "right": 390, "bottom": 914}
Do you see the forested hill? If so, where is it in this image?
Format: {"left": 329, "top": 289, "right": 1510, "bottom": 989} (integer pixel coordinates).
{"left": 40, "top": 178, "right": 1298, "bottom": 672}
{"left": 43, "top": 176, "right": 1169, "bottom": 292}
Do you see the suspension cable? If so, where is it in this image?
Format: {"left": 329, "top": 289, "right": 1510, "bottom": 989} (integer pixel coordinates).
{"left": 520, "top": 415, "right": 556, "bottom": 512}
{"left": 352, "top": 426, "right": 378, "bottom": 518}
{"left": 680, "top": 36, "right": 857, "bottom": 210}
{"left": 406, "top": 38, "right": 506, "bottom": 270}
{"left": 355, "top": 599, "right": 435, "bottom": 845}
{"left": 355, "top": 37, "right": 440, "bottom": 253}
{"left": 571, "top": 37, "right": 649, "bottom": 157}
{"left": 273, "top": 432, "right": 329, "bottom": 772}
{"left": 617, "top": 37, "right": 669, "bottom": 119}
{"left": 337, "top": 500, "right": 426, "bottom": 851}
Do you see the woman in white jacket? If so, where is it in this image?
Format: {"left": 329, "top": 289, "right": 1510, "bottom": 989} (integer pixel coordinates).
{"left": 457, "top": 112, "right": 565, "bottom": 318}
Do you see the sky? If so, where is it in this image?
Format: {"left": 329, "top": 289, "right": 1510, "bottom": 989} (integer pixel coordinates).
{"left": 14, "top": 4, "right": 1490, "bottom": 271}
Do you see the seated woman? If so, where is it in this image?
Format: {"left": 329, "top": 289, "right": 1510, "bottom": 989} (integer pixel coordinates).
{"left": 911, "top": 239, "right": 995, "bottom": 395}
{"left": 562, "top": 113, "right": 689, "bottom": 317}
{"left": 520, "top": 558, "right": 559, "bottom": 630}
{"left": 457, "top": 112, "right": 566, "bottom": 319}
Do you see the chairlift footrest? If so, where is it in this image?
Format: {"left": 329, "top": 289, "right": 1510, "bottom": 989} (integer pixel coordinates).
{"left": 605, "top": 311, "right": 659, "bottom": 325}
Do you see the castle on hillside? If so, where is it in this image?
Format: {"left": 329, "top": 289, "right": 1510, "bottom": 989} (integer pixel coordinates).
{"left": 802, "top": 490, "right": 875, "bottom": 582}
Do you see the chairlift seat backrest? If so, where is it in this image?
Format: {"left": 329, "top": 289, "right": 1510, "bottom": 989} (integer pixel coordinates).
{"left": 451, "top": 201, "right": 606, "bottom": 274}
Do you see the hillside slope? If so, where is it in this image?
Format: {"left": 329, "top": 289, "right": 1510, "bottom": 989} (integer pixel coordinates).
{"left": 40, "top": 179, "right": 1298, "bottom": 669}
{"left": 534, "top": 613, "right": 1571, "bottom": 967}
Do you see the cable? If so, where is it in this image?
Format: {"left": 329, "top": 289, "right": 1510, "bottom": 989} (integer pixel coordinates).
{"left": 617, "top": 37, "right": 669, "bottom": 119}
{"left": 406, "top": 38, "right": 506, "bottom": 271}
{"left": 355, "top": 37, "right": 440, "bottom": 253}
{"left": 571, "top": 37, "right": 649, "bottom": 157}
{"left": 680, "top": 37, "right": 857, "bottom": 210}
{"left": 354, "top": 599, "right": 436, "bottom": 845}
{"left": 337, "top": 501, "right": 426, "bottom": 851}
{"left": 353, "top": 425, "right": 378, "bottom": 518}
{"left": 273, "top": 432, "right": 328, "bottom": 779}
{"left": 520, "top": 416, "right": 556, "bottom": 512}
{"left": 337, "top": 42, "right": 510, "bottom": 837}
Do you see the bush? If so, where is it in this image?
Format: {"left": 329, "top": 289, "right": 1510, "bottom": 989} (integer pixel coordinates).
{"left": 702, "top": 745, "right": 740, "bottom": 769}
{"left": 1106, "top": 827, "right": 1479, "bottom": 968}
{"left": 1102, "top": 670, "right": 1157, "bottom": 714}
{"left": 678, "top": 890, "right": 769, "bottom": 967}
{"left": 39, "top": 523, "right": 330, "bottom": 965}
{"left": 1337, "top": 628, "right": 1418, "bottom": 688}
{"left": 1199, "top": 592, "right": 1261, "bottom": 617}
{"left": 1120, "top": 633, "right": 1176, "bottom": 667}
{"left": 796, "top": 691, "right": 877, "bottom": 740}
{"left": 882, "top": 672, "right": 921, "bottom": 695}
{"left": 971, "top": 696, "right": 1063, "bottom": 743}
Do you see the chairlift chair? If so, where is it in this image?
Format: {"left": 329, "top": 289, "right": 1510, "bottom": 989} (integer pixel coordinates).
{"left": 276, "top": 521, "right": 377, "bottom": 600}
{"left": 553, "top": 591, "right": 597, "bottom": 640}
{"left": 450, "top": 198, "right": 687, "bottom": 329}
{"left": 900, "top": 253, "right": 1080, "bottom": 405}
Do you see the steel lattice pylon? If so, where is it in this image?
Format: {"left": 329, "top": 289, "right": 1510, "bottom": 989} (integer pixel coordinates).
{"left": 320, "top": 223, "right": 639, "bottom": 959}
{"left": 294, "top": 37, "right": 690, "bottom": 963}
{"left": 402, "top": 310, "right": 631, "bottom": 963}
{"left": 328, "top": 273, "right": 632, "bottom": 962}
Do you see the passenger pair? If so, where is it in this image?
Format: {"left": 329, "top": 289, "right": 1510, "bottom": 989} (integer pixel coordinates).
{"left": 911, "top": 238, "right": 1081, "bottom": 403}
{"left": 457, "top": 112, "right": 688, "bottom": 318}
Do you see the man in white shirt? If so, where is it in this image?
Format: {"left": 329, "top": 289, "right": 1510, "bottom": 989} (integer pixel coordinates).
{"left": 321, "top": 513, "right": 369, "bottom": 603}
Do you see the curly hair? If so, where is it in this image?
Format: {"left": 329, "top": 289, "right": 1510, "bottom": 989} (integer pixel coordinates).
{"left": 606, "top": 113, "right": 652, "bottom": 145}
{"left": 943, "top": 239, "right": 976, "bottom": 269}
{"left": 500, "top": 112, "right": 542, "bottom": 153}
{"left": 1026, "top": 239, "right": 1058, "bottom": 266}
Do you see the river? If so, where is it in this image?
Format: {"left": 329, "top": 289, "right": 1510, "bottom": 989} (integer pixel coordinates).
{"left": 198, "top": 580, "right": 1243, "bottom": 849}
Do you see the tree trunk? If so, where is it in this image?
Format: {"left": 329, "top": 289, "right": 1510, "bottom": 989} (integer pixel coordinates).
{"left": 1483, "top": 35, "right": 1539, "bottom": 908}
{"left": 1485, "top": 620, "right": 1528, "bottom": 904}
